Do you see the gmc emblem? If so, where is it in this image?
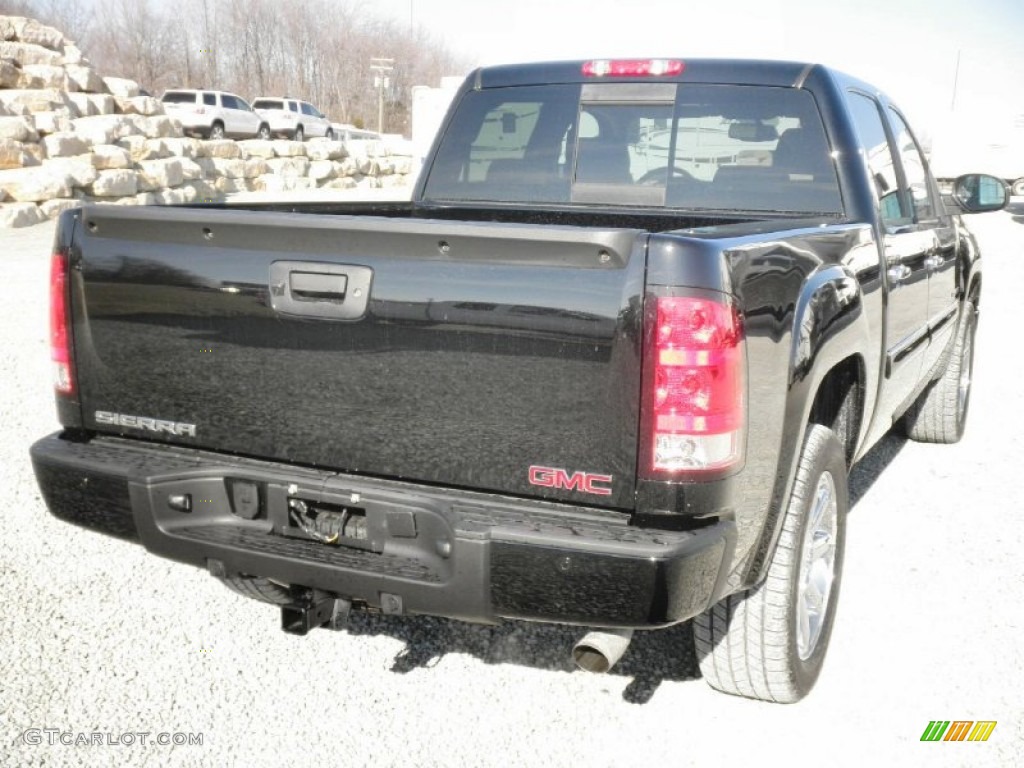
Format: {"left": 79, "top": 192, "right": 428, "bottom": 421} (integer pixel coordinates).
{"left": 528, "top": 465, "right": 613, "bottom": 496}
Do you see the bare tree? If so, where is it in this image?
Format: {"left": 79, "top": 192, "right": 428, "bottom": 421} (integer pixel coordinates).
{"left": 2, "top": 0, "right": 470, "bottom": 134}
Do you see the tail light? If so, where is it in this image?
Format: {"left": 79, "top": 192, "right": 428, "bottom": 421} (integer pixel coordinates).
{"left": 640, "top": 292, "right": 745, "bottom": 478}
{"left": 582, "top": 59, "right": 685, "bottom": 78}
{"left": 50, "top": 250, "right": 74, "bottom": 395}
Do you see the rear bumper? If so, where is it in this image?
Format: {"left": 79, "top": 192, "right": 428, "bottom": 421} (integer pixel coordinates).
{"left": 30, "top": 432, "right": 735, "bottom": 628}
{"left": 162, "top": 111, "right": 209, "bottom": 133}
{"left": 260, "top": 115, "right": 296, "bottom": 136}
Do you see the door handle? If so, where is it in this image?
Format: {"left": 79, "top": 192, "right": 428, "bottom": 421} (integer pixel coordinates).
{"left": 269, "top": 261, "right": 373, "bottom": 320}
{"left": 887, "top": 264, "right": 911, "bottom": 284}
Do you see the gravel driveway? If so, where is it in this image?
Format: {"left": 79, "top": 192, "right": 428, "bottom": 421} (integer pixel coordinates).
{"left": 2, "top": 207, "right": 1022, "bottom": 768}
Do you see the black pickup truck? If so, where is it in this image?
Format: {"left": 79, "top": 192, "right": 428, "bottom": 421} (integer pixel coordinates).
{"left": 31, "top": 59, "right": 1007, "bottom": 702}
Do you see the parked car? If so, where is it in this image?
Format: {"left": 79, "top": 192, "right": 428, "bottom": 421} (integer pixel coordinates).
{"left": 160, "top": 89, "right": 271, "bottom": 140}
{"left": 252, "top": 97, "right": 333, "bottom": 141}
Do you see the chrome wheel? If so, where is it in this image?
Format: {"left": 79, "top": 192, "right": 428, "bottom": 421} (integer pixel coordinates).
{"left": 796, "top": 470, "right": 838, "bottom": 660}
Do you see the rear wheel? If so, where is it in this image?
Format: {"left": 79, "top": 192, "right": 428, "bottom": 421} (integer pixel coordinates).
{"left": 293, "top": 125, "right": 304, "bottom": 142}
{"left": 694, "top": 424, "right": 848, "bottom": 703}
{"left": 220, "top": 575, "right": 293, "bottom": 605}
{"left": 901, "top": 298, "right": 977, "bottom": 443}
{"left": 208, "top": 121, "right": 225, "bottom": 140}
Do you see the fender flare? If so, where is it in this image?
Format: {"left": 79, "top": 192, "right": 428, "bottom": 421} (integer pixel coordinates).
{"left": 745, "top": 264, "right": 874, "bottom": 587}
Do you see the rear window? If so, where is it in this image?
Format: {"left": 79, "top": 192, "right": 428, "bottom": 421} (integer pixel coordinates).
{"left": 424, "top": 83, "right": 843, "bottom": 214}
{"left": 161, "top": 91, "right": 196, "bottom": 104}
{"left": 253, "top": 99, "right": 284, "bottom": 110}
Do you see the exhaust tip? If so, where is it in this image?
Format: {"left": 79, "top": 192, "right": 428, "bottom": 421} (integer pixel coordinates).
{"left": 572, "top": 629, "right": 634, "bottom": 674}
{"left": 572, "top": 644, "right": 613, "bottom": 673}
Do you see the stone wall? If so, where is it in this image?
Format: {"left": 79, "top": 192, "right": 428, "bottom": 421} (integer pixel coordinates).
{"left": 0, "top": 16, "right": 415, "bottom": 228}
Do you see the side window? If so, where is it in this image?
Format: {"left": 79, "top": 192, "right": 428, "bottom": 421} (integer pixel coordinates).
{"left": 220, "top": 94, "right": 237, "bottom": 110}
{"left": 301, "top": 102, "right": 316, "bottom": 116}
{"left": 203, "top": 92, "right": 216, "bottom": 107}
{"left": 288, "top": 101, "right": 299, "bottom": 113}
{"left": 846, "top": 92, "right": 907, "bottom": 227}
{"left": 889, "top": 109, "right": 936, "bottom": 221}
{"left": 235, "top": 97, "right": 252, "bottom": 112}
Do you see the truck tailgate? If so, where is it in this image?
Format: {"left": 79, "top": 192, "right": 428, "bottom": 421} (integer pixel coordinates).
{"left": 69, "top": 206, "right": 648, "bottom": 509}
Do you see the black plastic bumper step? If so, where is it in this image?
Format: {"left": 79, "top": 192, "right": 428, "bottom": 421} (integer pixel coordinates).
{"left": 174, "top": 525, "right": 440, "bottom": 582}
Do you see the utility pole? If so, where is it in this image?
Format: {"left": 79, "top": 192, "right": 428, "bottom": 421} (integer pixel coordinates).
{"left": 370, "top": 57, "right": 395, "bottom": 134}
{"left": 950, "top": 49, "right": 961, "bottom": 112}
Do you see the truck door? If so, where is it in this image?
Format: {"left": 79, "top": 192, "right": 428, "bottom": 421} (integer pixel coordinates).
{"left": 887, "top": 108, "right": 961, "bottom": 370}
{"left": 846, "top": 91, "right": 931, "bottom": 408}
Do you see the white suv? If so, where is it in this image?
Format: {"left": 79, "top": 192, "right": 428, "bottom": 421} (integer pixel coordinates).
{"left": 160, "top": 89, "right": 271, "bottom": 140}
{"left": 252, "top": 97, "right": 333, "bottom": 141}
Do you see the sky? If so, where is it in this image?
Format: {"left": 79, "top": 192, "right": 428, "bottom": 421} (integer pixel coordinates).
{"left": 375, "top": 0, "right": 1024, "bottom": 135}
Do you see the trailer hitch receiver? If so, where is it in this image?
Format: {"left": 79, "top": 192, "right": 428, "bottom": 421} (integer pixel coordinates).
{"left": 281, "top": 590, "right": 351, "bottom": 635}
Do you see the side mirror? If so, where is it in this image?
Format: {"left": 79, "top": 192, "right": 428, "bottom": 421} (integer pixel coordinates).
{"left": 951, "top": 174, "right": 1008, "bottom": 213}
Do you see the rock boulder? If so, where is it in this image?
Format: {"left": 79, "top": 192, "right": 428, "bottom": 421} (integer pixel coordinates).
{"left": 101, "top": 76, "right": 140, "bottom": 100}
{"left": 0, "top": 201, "right": 47, "bottom": 227}
{"left": 89, "top": 144, "right": 132, "bottom": 170}
{"left": 0, "top": 165, "right": 73, "bottom": 201}
{"left": 42, "top": 131, "right": 90, "bottom": 158}
{"left": 0, "top": 41, "right": 62, "bottom": 67}
{"left": 89, "top": 169, "right": 138, "bottom": 197}
{"left": 0, "top": 115, "right": 37, "bottom": 142}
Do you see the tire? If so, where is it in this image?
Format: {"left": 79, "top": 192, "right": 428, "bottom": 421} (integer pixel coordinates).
{"left": 257, "top": 123, "right": 271, "bottom": 141}
{"left": 220, "top": 575, "right": 293, "bottom": 605}
{"left": 901, "top": 298, "right": 977, "bottom": 443}
{"left": 293, "top": 125, "right": 304, "bottom": 142}
{"left": 325, "top": 128, "right": 335, "bottom": 141}
{"left": 694, "top": 424, "right": 848, "bottom": 703}
{"left": 208, "top": 121, "right": 225, "bottom": 140}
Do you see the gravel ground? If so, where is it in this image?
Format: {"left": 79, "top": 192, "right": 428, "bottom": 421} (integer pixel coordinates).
{"left": 2, "top": 207, "right": 1022, "bottom": 768}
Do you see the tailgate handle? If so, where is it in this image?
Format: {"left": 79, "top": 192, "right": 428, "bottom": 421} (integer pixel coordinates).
{"left": 269, "top": 261, "right": 373, "bottom": 321}
{"left": 290, "top": 271, "right": 348, "bottom": 301}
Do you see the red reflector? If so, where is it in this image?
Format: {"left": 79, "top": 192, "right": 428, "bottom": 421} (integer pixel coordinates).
{"left": 582, "top": 59, "right": 684, "bottom": 78}
{"left": 50, "top": 251, "right": 74, "bottom": 395}
{"left": 642, "top": 295, "right": 744, "bottom": 476}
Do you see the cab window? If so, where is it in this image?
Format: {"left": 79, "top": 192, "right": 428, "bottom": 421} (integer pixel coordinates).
{"left": 889, "top": 109, "right": 937, "bottom": 221}
{"left": 846, "top": 92, "right": 907, "bottom": 227}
